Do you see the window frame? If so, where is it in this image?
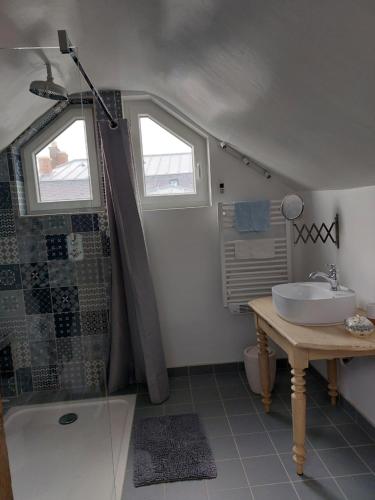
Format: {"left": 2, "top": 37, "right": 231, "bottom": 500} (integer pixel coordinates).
{"left": 21, "top": 105, "right": 102, "bottom": 215}
{"left": 123, "top": 97, "right": 211, "bottom": 210}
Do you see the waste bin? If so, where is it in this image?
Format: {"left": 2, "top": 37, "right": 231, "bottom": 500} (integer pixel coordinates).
{"left": 244, "top": 345, "right": 276, "bottom": 395}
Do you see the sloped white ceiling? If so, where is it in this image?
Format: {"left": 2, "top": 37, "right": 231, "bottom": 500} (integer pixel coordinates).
{"left": 1, "top": 0, "right": 375, "bottom": 189}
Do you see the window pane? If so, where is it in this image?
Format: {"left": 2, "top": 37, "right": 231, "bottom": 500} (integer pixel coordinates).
{"left": 34, "top": 120, "right": 93, "bottom": 203}
{"left": 139, "top": 116, "right": 196, "bottom": 197}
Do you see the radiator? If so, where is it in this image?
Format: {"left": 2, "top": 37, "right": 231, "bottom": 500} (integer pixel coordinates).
{"left": 219, "top": 200, "right": 292, "bottom": 314}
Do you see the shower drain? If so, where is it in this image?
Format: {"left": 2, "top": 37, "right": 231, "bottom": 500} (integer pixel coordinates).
{"left": 59, "top": 413, "right": 78, "bottom": 425}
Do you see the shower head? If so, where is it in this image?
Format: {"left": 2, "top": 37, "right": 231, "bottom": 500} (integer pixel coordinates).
{"left": 29, "top": 63, "right": 68, "bottom": 101}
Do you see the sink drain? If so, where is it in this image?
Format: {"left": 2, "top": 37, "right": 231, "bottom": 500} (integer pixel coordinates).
{"left": 59, "top": 413, "right": 78, "bottom": 425}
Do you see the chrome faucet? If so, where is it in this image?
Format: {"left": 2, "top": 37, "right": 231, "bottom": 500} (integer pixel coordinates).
{"left": 309, "top": 264, "right": 338, "bottom": 291}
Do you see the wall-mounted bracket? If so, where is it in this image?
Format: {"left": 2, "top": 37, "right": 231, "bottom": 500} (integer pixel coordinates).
{"left": 293, "top": 214, "right": 339, "bottom": 248}
{"left": 218, "top": 141, "right": 272, "bottom": 179}
{"left": 58, "top": 29, "right": 118, "bottom": 128}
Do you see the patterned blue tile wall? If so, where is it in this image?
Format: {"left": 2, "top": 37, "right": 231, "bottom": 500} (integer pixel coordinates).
{"left": 0, "top": 91, "right": 122, "bottom": 399}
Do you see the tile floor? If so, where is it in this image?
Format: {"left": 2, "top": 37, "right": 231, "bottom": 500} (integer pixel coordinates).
{"left": 123, "top": 367, "right": 375, "bottom": 500}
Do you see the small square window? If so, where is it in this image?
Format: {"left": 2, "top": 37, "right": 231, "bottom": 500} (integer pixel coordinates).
{"left": 21, "top": 106, "right": 101, "bottom": 215}
{"left": 124, "top": 98, "right": 211, "bottom": 210}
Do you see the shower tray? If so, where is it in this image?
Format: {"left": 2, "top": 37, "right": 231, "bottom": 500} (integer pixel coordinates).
{"left": 5, "top": 395, "right": 135, "bottom": 500}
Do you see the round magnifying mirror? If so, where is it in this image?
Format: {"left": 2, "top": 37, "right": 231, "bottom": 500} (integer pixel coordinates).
{"left": 281, "top": 194, "right": 304, "bottom": 220}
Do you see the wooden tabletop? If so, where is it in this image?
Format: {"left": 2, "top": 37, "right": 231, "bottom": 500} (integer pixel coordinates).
{"left": 250, "top": 296, "right": 375, "bottom": 352}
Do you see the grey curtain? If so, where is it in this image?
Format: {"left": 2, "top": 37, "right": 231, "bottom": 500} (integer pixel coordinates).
{"left": 99, "top": 119, "right": 169, "bottom": 404}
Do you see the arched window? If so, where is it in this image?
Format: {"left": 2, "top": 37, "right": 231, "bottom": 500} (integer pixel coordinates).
{"left": 21, "top": 106, "right": 101, "bottom": 214}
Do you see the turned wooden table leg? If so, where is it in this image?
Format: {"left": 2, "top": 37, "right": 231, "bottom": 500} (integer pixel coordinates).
{"left": 327, "top": 359, "right": 338, "bottom": 406}
{"left": 290, "top": 352, "right": 308, "bottom": 476}
{"left": 257, "top": 324, "right": 272, "bottom": 413}
{"left": 0, "top": 398, "right": 13, "bottom": 500}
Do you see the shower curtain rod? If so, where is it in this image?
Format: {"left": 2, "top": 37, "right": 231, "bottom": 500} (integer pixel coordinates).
{"left": 58, "top": 30, "right": 118, "bottom": 128}
{"left": 218, "top": 141, "right": 271, "bottom": 179}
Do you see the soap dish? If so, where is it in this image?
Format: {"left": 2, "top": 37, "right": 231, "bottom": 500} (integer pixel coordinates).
{"left": 344, "top": 315, "right": 374, "bottom": 338}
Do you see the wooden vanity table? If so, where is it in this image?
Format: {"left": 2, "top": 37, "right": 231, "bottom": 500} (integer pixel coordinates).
{"left": 250, "top": 296, "right": 375, "bottom": 476}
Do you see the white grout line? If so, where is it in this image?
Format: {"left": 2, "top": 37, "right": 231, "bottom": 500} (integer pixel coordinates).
{"left": 133, "top": 369, "right": 375, "bottom": 500}
{"left": 290, "top": 384, "right": 352, "bottom": 499}
{"left": 300, "top": 419, "right": 349, "bottom": 498}
{"left": 299, "top": 384, "right": 373, "bottom": 500}
{"left": 238, "top": 374, "right": 304, "bottom": 500}
{"left": 186, "top": 371, "right": 211, "bottom": 500}
{"left": 293, "top": 379, "right": 352, "bottom": 498}
{"left": 313, "top": 394, "right": 375, "bottom": 496}
{"left": 211, "top": 371, "right": 256, "bottom": 500}
{"left": 341, "top": 408, "right": 375, "bottom": 444}
{"left": 325, "top": 471, "right": 374, "bottom": 479}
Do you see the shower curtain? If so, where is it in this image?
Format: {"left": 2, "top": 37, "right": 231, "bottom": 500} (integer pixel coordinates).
{"left": 99, "top": 119, "right": 169, "bottom": 404}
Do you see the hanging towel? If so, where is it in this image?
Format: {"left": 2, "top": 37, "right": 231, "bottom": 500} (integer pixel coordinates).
{"left": 234, "top": 200, "right": 270, "bottom": 232}
{"left": 234, "top": 239, "right": 275, "bottom": 260}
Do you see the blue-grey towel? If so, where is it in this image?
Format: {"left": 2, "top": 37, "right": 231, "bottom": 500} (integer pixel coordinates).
{"left": 234, "top": 200, "right": 270, "bottom": 232}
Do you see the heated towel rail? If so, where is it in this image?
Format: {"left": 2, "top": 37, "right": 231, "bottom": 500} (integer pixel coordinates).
{"left": 219, "top": 200, "right": 292, "bottom": 314}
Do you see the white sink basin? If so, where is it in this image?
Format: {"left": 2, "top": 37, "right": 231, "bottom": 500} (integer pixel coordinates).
{"left": 272, "top": 282, "right": 356, "bottom": 325}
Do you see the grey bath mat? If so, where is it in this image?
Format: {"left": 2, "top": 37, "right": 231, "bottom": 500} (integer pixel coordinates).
{"left": 133, "top": 413, "right": 217, "bottom": 487}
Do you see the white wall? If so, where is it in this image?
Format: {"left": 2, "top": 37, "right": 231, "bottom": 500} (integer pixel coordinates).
{"left": 141, "top": 136, "right": 292, "bottom": 367}
{"left": 293, "top": 186, "right": 375, "bottom": 425}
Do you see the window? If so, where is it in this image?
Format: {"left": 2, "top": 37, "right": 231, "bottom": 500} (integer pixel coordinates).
{"left": 140, "top": 117, "right": 195, "bottom": 196}
{"left": 21, "top": 106, "right": 101, "bottom": 214}
{"left": 124, "top": 98, "right": 211, "bottom": 210}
